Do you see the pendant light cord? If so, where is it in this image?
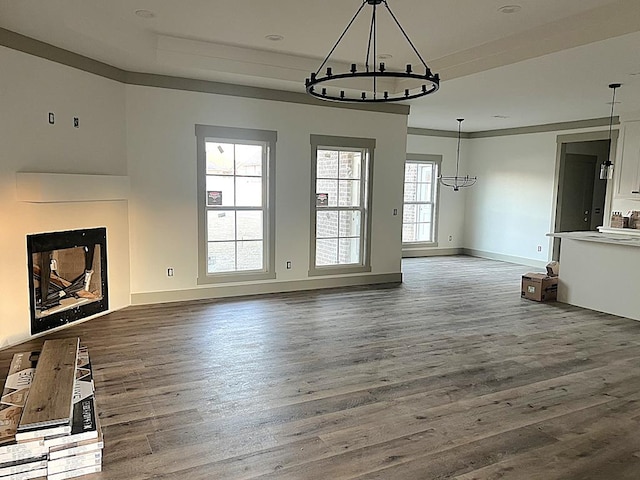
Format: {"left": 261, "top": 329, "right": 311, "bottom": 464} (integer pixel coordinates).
{"left": 455, "top": 119, "right": 463, "bottom": 177}
{"left": 608, "top": 86, "right": 618, "bottom": 145}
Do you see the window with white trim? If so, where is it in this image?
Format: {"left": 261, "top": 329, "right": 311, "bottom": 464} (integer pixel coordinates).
{"left": 402, "top": 155, "right": 441, "bottom": 245}
{"left": 310, "top": 135, "right": 374, "bottom": 275}
{"left": 196, "top": 125, "right": 276, "bottom": 283}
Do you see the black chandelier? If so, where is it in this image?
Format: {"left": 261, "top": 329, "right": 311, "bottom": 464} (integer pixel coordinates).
{"left": 439, "top": 119, "right": 477, "bottom": 191}
{"left": 600, "top": 82, "right": 622, "bottom": 180}
{"left": 305, "top": 0, "right": 439, "bottom": 103}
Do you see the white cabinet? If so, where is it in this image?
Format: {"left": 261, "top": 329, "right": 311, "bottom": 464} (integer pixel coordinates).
{"left": 615, "top": 121, "right": 640, "bottom": 199}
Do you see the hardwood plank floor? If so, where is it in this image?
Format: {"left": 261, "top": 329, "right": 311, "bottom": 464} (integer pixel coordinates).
{"left": 2, "top": 255, "right": 640, "bottom": 479}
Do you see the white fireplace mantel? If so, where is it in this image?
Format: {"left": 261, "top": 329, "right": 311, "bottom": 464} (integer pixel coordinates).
{"left": 16, "top": 172, "right": 130, "bottom": 203}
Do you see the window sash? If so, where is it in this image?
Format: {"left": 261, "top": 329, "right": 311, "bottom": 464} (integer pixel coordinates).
{"left": 204, "top": 140, "right": 268, "bottom": 274}
{"left": 311, "top": 140, "right": 372, "bottom": 273}
{"left": 403, "top": 159, "right": 439, "bottom": 245}
{"left": 196, "top": 124, "right": 276, "bottom": 284}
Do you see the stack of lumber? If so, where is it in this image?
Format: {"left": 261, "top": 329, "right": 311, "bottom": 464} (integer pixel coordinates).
{"left": 0, "top": 338, "right": 102, "bottom": 480}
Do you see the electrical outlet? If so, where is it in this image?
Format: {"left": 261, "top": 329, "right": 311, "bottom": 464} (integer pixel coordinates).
{"left": 48, "top": 112, "right": 55, "bottom": 124}
{"left": 167, "top": 267, "right": 174, "bottom": 277}
{"left": 537, "top": 245, "right": 542, "bottom": 252}
{"left": 393, "top": 208, "right": 398, "bottom": 216}
{"left": 448, "top": 235, "right": 453, "bottom": 242}
{"left": 286, "top": 261, "right": 292, "bottom": 269}
{"left": 73, "top": 117, "right": 79, "bottom": 128}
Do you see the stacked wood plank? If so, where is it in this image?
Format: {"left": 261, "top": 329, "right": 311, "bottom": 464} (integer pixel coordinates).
{"left": 0, "top": 351, "right": 47, "bottom": 479}
{"left": 0, "top": 338, "right": 102, "bottom": 480}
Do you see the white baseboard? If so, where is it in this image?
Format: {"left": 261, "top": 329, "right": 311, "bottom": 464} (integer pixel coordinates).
{"left": 402, "top": 247, "right": 463, "bottom": 258}
{"left": 463, "top": 248, "right": 548, "bottom": 268}
{"left": 131, "top": 272, "right": 403, "bottom": 306}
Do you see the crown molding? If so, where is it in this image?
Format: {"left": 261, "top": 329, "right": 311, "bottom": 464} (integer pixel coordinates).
{"left": 409, "top": 116, "right": 620, "bottom": 139}
{"left": 0, "top": 27, "right": 409, "bottom": 116}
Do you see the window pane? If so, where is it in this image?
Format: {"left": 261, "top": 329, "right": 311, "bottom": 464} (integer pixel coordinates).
{"left": 404, "top": 162, "right": 418, "bottom": 182}
{"left": 207, "top": 210, "right": 235, "bottom": 242}
{"left": 402, "top": 223, "right": 417, "bottom": 243}
{"left": 208, "top": 241, "right": 235, "bottom": 273}
{"left": 418, "top": 204, "right": 433, "bottom": 223}
{"left": 416, "top": 223, "right": 433, "bottom": 242}
{"left": 339, "top": 238, "right": 360, "bottom": 264}
{"left": 416, "top": 183, "right": 432, "bottom": 202}
{"left": 236, "top": 177, "right": 262, "bottom": 207}
{"left": 404, "top": 180, "right": 417, "bottom": 202}
{"left": 403, "top": 204, "right": 417, "bottom": 224}
{"left": 316, "top": 238, "right": 338, "bottom": 266}
{"left": 339, "top": 211, "right": 361, "bottom": 238}
{"left": 237, "top": 241, "right": 263, "bottom": 271}
{"left": 338, "top": 180, "right": 360, "bottom": 207}
{"left": 317, "top": 150, "right": 339, "bottom": 178}
{"left": 206, "top": 142, "right": 234, "bottom": 175}
{"left": 235, "top": 144, "right": 263, "bottom": 177}
{"left": 417, "top": 163, "right": 433, "bottom": 183}
{"left": 316, "top": 211, "right": 339, "bottom": 238}
{"left": 206, "top": 176, "right": 235, "bottom": 206}
{"left": 316, "top": 179, "right": 338, "bottom": 207}
{"left": 237, "top": 211, "right": 262, "bottom": 241}
{"left": 339, "top": 151, "right": 361, "bottom": 179}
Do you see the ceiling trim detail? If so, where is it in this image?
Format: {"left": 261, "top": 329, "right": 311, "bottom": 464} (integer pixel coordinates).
{"left": 0, "top": 26, "right": 126, "bottom": 82}
{"left": 407, "top": 127, "right": 472, "bottom": 139}
{"left": 408, "top": 116, "right": 620, "bottom": 139}
{"left": 469, "top": 117, "right": 619, "bottom": 138}
{"left": 0, "top": 27, "right": 409, "bottom": 116}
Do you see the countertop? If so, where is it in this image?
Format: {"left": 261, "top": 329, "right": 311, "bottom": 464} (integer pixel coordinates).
{"left": 546, "top": 229, "right": 640, "bottom": 247}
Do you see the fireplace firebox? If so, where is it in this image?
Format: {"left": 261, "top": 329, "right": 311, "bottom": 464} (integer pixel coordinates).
{"left": 27, "top": 227, "right": 108, "bottom": 335}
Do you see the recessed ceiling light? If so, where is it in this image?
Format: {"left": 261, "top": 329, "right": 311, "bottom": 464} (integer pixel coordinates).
{"left": 498, "top": 5, "right": 522, "bottom": 14}
{"left": 265, "top": 34, "right": 284, "bottom": 42}
{"left": 629, "top": 72, "right": 640, "bottom": 76}
{"left": 378, "top": 53, "right": 393, "bottom": 60}
{"left": 135, "top": 9, "right": 156, "bottom": 19}
{"left": 493, "top": 115, "right": 510, "bottom": 119}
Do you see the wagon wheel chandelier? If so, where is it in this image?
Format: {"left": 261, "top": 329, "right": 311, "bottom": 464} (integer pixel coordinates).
{"left": 439, "top": 119, "right": 477, "bottom": 191}
{"left": 305, "top": 0, "right": 440, "bottom": 103}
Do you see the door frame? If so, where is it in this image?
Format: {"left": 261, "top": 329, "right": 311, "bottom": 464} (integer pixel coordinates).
{"left": 551, "top": 130, "right": 619, "bottom": 259}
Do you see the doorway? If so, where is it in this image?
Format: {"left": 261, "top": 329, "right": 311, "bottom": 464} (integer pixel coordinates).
{"left": 552, "top": 138, "right": 610, "bottom": 259}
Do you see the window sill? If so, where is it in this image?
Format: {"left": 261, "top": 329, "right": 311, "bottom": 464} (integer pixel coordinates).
{"left": 403, "top": 241, "right": 439, "bottom": 249}
{"left": 308, "top": 265, "right": 372, "bottom": 277}
{"left": 197, "top": 271, "right": 276, "bottom": 285}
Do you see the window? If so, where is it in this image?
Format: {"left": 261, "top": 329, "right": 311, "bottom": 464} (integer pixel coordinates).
{"left": 196, "top": 125, "right": 276, "bottom": 283}
{"left": 310, "top": 135, "right": 374, "bottom": 275}
{"left": 402, "top": 154, "right": 441, "bottom": 245}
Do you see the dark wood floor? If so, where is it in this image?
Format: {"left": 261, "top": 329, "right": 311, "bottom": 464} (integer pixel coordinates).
{"left": 3, "top": 256, "right": 640, "bottom": 479}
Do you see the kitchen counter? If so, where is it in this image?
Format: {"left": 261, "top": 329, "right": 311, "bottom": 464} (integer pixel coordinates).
{"left": 548, "top": 229, "right": 640, "bottom": 247}
{"left": 546, "top": 230, "right": 640, "bottom": 321}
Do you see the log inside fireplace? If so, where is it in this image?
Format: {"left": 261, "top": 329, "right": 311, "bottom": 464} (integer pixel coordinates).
{"left": 27, "top": 228, "right": 109, "bottom": 335}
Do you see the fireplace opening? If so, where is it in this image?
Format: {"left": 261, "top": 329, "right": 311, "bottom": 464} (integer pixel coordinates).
{"left": 27, "top": 227, "right": 108, "bottom": 335}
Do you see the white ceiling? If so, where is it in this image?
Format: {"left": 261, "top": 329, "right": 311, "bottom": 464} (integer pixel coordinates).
{"left": 1, "top": 0, "right": 639, "bottom": 131}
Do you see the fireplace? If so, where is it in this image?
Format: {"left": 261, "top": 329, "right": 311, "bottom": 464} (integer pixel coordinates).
{"left": 27, "top": 227, "right": 109, "bottom": 335}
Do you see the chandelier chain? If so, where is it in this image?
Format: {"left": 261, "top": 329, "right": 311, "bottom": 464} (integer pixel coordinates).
{"left": 382, "top": 1, "right": 429, "bottom": 69}
{"left": 314, "top": 1, "right": 368, "bottom": 76}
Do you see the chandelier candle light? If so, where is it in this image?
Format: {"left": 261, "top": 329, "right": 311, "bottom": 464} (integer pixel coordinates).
{"left": 439, "top": 119, "right": 477, "bottom": 191}
{"left": 305, "top": 0, "right": 439, "bottom": 103}
{"left": 600, "top": 82, "right": 622, "bottom": 180}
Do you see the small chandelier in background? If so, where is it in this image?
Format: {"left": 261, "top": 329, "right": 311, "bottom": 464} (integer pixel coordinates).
{"left": 439, "top": 119, "right": 477, "bottom": 192}
{"left": 305, "top": 0, "right": 439, "bottom": 103}
{"left": 600, "top": 82, "right": 622, "bottom": 180}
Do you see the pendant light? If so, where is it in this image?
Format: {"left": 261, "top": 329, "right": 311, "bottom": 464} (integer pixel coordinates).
{"left": 600, "top": 83, "right": 622, "bottom": 180}
{"left": 438, "top": 119, "right": 477, "bottom": 191}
